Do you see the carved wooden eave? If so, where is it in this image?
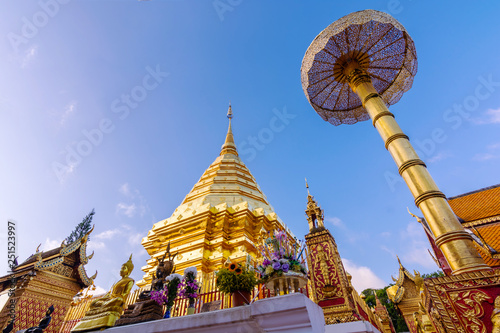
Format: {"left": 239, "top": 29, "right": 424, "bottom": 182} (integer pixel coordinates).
{"left": 13, "top": 226, "right": 97, "bottom": 289}
{"left": 0, "top": 226, "right": 98, "bottom": 332}
{"left": 387, "top": 259, "right": 418, "bottom": 304}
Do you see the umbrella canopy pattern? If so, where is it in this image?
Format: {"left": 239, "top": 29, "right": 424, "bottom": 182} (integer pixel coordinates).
{"left": 301, "top": 9, "right": 418, "bottom": 126}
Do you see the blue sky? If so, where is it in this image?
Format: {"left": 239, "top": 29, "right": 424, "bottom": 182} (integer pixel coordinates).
{"left": 1, "top": 1, "right": 499, "bottom": 293}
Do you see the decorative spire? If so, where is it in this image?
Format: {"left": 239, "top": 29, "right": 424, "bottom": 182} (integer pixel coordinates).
{"left": 220, "top": 102, "right": 238, "bottom": 156}
{"left": 304, "top": 180, "right": 325, "bottom": 233}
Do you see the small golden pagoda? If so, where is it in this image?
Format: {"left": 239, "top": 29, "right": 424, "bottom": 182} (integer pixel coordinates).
{"left": 138, "top": 104, "right": 291, "bottom": 289}
{"left": 304, "top": 186, "right": 360, "bottom": 324}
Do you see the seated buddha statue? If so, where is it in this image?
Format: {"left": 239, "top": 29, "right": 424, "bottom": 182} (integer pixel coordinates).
{"left": 71, "top": 255, "right": 135, "bottom": 332}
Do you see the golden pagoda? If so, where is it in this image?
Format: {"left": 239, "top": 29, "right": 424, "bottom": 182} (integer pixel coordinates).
{"left": 138, "top": 104, "right": 291, "bottom": 289}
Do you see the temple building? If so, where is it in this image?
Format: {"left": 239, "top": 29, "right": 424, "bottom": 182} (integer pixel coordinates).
{"left": 138, "top": 105, "right": 293, "bottom": 289}
{"left": 0, "top": 229, "right": 96, "bottom": 333}
{"left": 389, "top": 184, "right": 500, "bottom": 333}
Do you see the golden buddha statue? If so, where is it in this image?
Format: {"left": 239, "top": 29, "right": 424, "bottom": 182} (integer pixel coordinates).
{"left": 71, "top": 255, "right": 135, "bottom": 332}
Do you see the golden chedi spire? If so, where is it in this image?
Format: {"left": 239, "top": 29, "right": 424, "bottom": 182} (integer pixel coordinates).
{"left": 139, "top": 104, "right": 291, "bottom": 288}
{"left": 220, "top": 102, "right": 238, "bottom": 156}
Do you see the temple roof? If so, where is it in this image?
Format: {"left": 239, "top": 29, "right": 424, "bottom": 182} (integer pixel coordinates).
{"left": 448, "top": 184, "right": 500, "bottom": 222}
{"left": 386, "top": 258, "right": 421, "bottom": 304}
{"left": 471, "top": 223, "right": 500, "bottom": 267}
{"left": 5, "top": 227, "right": 97, "bottom": 288}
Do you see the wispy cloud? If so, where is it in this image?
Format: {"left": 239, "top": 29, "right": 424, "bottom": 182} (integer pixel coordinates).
{"left": 21, "top": 45, "right": 38, "bottom": 68}
{"left": 96, "top": 229, "right": 121, "bottom": 240}
{"left": 473, "top": 107, "right": 500, "bottom": 125}
{"left": 488, "top": 142, "right": 500, "bottom": 150}
{"left": 128, "top": 233, "right": 143, "bottom": 246}
{"left": 53, "top": 159, "right": 77, "bottom": 184}
{"left": 88, "top": 240, "right": 106, "bottom": 251}
{"left": 428, "top": 151, "right": 452, "bottom": 163}
{"left": 473, "top": 153, "right": 497, "bottom": 161}
{"left": 116, "top": 183, "right": 148, "bottom": 218}
{"left": 472, "top": 141, "right": 500, "bottom": 162}
{"left": 342, "top": 258, "right": 386, "bottom": 291}
{"left": 119, "top": 183, "right": 134, "bottom": 198}
{"left": 42, "top": 237, "right": 61, "bottom": 251}
{"left": 60, "top": 101, "right": 77, "bottom": 126}
{"left": 380, "top": 245, "right": 396, "bottom": 257}
{"left": 116, "top": 202, "right": 137, "bottom": 218}
{"left": 325, "top": 216, "right": 345, "bottom": 229}
{"left": 399, "top": 222, "right": 436, "bottom": 269}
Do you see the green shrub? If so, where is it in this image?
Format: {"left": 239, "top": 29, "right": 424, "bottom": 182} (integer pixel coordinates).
{"left": 216, "top": 266, "right": 257, "bottom": 294}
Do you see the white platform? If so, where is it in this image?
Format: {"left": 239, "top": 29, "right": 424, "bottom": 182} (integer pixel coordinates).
{"left": 325, "top": 321, "right": 381, "bottom": 333}
{"left": 89, "top": 293, "right": 325, "bottom": 333}
{"left": 86, "top": 293, "right": 381, "bottom": 333}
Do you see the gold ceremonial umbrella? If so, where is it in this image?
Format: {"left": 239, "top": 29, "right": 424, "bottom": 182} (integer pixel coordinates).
{"left": 300, "top": 10, "right": 487, "bottom": 274}
{"left": 301, "top": 10, "right": 417, "bottom": 126}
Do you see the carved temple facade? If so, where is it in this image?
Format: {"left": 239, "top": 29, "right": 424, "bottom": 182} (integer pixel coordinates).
{"left": 0, "top": 229, "right": 96, "bottom": 333}
{"left": 388, "top": 184, "right": 500, "bottom": 333}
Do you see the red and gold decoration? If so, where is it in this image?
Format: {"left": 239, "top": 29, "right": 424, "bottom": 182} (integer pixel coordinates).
{"left": 304, "top": 188, "right": 359, "bottom": 323}
{"left": 424, "top": 269, "right": 500, "bottom": 333}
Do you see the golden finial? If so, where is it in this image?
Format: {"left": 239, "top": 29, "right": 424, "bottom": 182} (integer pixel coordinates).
{"left": 305, "top": 178, "right": 310, "bottom": 195}
{"left": 397, "top": 255, "right": 403, "bottom": 267}
{"left": 227, "top": 101, "right": 233, "bottom": 120}
{"left": 220, "top": 102, "right": 238, "bottom": 156}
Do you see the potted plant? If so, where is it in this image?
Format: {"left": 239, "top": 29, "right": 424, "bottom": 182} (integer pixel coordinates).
{"left": 179, "top": 267, "right": 199, "bottom": 315}
{"left": 151, "top": 273, "right": 182, "bottom": 318}
{"left": 216, "top": 263, "right": 257, "bottom": 306}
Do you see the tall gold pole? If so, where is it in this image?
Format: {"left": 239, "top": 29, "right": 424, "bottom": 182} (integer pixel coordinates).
{"left": 345, "top": 65, "right": 489, "bottom": 274}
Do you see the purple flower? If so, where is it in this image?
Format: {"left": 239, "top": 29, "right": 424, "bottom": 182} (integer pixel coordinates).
{"left": 275, "top": 230, "right": 285, "bottom": 240}
{"left": 282, "top": 263, "right": 289, "bottom": 273}
{"left": 263, "top": 259, "right": 271, "bottom": 266}
{"left": 272, "top": 262, "right": 281, "bottom": 270}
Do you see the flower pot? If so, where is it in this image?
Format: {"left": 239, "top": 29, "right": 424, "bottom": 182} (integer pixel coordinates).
{"left": 264, "top": 272, "right": 307, "bottom": 296}
{"left": 187, "top": 307, "right": 196, "bottom": 315}
{"left": 232, "top": 290, "right": 251, "bottom": 306}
